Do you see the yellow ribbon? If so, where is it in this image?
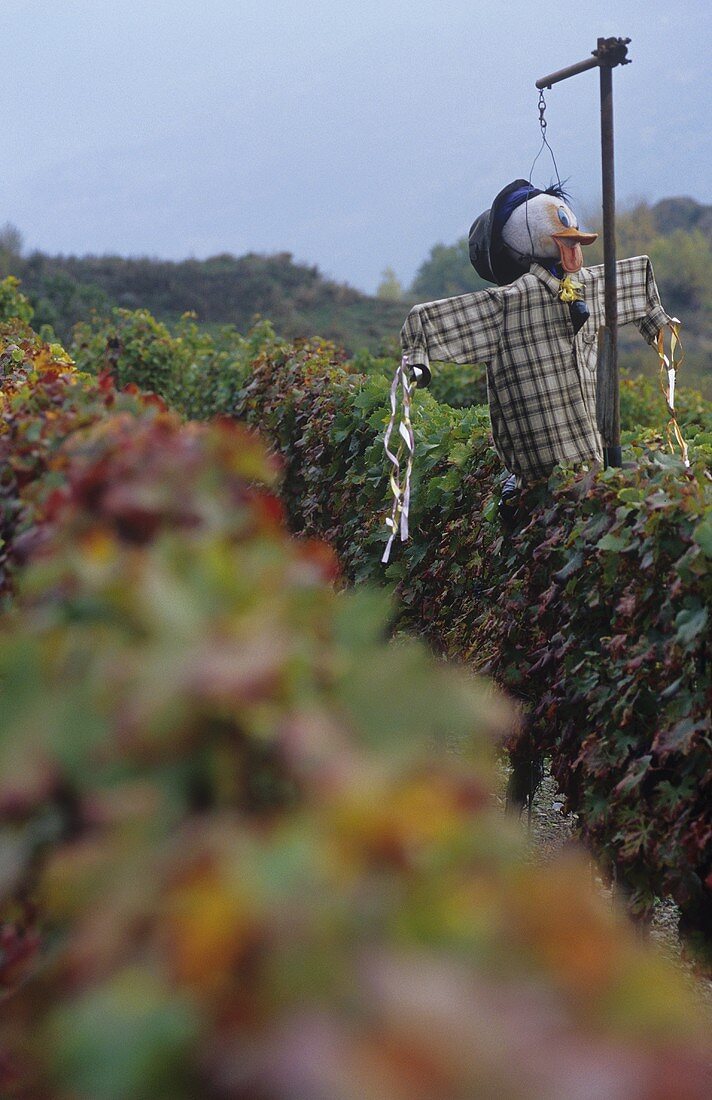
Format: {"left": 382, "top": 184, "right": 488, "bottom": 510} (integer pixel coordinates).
{"left": 656, "top": 320, "right": 689, "bottom": 467}
{"left": 558, "top": 275, "right": 584, "bottom": 304}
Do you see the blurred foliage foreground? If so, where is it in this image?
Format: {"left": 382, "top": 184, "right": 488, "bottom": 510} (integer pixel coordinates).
{"left": 22, "top": 283, "right": 712, "bottom": 954}
{"left": 0, "top": 305, "right": 711, "bottom": 1095}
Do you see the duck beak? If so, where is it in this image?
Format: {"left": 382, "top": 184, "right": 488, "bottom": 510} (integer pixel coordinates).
{"left": 551, "top": 227, "right": 598, "bottom": 273}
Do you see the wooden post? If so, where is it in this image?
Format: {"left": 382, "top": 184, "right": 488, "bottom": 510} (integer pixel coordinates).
{"left": 536, "top": 36, "right": 631, "bottom": 468}
{"left": 598, "top": 49, "right": 621, "bottom": 466}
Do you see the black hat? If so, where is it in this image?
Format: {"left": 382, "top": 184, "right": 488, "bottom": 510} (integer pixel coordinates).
{"left": 469, "top": 179, "right": 544, "bottom": 286}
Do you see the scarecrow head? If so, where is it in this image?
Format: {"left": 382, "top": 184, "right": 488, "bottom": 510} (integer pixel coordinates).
{"left": 469, "top": 179, "right": 597, "bottom": 285}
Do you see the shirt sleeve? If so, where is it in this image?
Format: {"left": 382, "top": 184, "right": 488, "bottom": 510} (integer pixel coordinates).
{"left": 616, "top": 255, "right": 672, "bottom": 344}
{"left": 400, "top": 289, "right": 502, "bottom": 375}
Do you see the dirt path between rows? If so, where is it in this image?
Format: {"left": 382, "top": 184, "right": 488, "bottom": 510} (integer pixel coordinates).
{"left": 496, "top": 759, "right": 712, "bottom": 1017}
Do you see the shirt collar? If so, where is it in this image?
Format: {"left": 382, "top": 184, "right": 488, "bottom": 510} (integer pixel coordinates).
{"left": 529, "top": 261, "right": 592, "bottom": 299}
{"left": 529, "top": 262, "right": 563, "bottom": 297}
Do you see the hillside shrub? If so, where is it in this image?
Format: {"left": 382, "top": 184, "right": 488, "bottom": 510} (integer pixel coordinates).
{"left": 71, "top": 307, "right": 180, "bottom": 396}
{"left": 70, "top": 308, "right": 281, "bottom": 420}
{"left": 0, "top": 321, "right": 160, "bottom": 605}
{"left": 488, "top": 461, "right": 711, "bottom": 950}
{"left": 0, "top": 276, "right": 34, "bottom": 326}
{"left": 0, "top": 346, "right": 711, "bottom": 1096}
{"left": 350, "top": 348, "right": 489, "bottom": 409}
{"left": 619, "top": 372, "right": 712, "bottom": 434}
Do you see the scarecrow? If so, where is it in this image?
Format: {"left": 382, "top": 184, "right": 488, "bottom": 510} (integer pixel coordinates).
{"left": 381, "top": 178, "right": 678, "bottom": 561}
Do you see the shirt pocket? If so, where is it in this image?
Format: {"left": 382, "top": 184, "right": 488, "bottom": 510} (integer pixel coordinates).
{"left": 577, "top": 331, "right": 598, "bottom": 374}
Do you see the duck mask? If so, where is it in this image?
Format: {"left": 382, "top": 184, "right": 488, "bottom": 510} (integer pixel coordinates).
{"left": 469, "top": 179, "right": 597, "bottom": 286}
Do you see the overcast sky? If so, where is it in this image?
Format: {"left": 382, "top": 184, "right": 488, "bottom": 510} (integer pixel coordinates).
{"left": 1, "top": 0, "right": 709, "bottom": 292}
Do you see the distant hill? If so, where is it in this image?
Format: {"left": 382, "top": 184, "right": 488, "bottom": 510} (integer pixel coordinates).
{"left": 651, "top": 196, "right": 712, "bottom": 240}
{"left": 3, "top": 248, "right": 407, "bottom": 355}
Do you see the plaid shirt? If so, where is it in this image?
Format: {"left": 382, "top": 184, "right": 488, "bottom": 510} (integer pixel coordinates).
{"left": 401, "top": 256, "right": 670, "bottom": 482}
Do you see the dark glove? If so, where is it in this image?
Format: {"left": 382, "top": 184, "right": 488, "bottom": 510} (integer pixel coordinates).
{"left": 569, "top": 299, "right": 590, "bottom": 335}
{"left": 409, "top": 362, "right": 431, "bottom": 389}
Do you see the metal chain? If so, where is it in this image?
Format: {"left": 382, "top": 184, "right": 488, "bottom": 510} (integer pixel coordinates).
{"left": 538, "top": 89, "right": 548, "bottom": 137}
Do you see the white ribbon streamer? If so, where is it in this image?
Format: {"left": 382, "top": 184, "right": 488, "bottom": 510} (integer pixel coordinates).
{"left": 657, "top": 319, "right": 689, "bottom": 468}
{"left": 382, "top": 355, "right": 415, "bottom": 563}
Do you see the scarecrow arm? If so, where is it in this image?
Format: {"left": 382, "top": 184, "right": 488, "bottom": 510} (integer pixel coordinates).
{"left": 614, "top": 255, "right": 673, "bottom": 344}
{"left": 400, "top": 289, "right": 502, "bottom": 387}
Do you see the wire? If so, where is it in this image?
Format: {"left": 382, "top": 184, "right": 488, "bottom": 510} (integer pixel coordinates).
{"left": 530, "top": 91, "right": 564, "bottom": 189}
{"left": 524, "top": 90, "right": 564, "bottom": 261}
